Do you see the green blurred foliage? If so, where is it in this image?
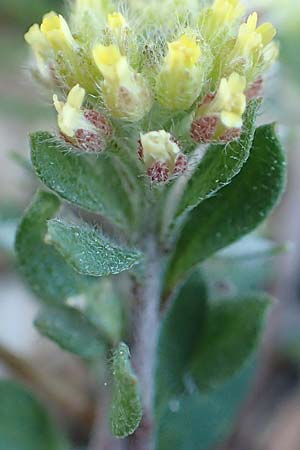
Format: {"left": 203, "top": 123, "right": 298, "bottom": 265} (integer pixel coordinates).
{"left": 0, "top": 0, "right": 62, "bottom": 27}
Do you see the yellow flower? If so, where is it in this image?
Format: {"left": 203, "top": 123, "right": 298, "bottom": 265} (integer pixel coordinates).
{"left": 156, "top": 35, "right": 203, "bottom": 110}
{"left": 198, "top": 72, "right": 246, "bottom": 129}
{"left": 41, "top": 12, "right": 76, "bottom": 52}
{"left": 108, "top": 12, "right": 127, "bottom": 30}
{"left": 231, "top": 12, "right": 277, "bottom": 77}
{"left": 24, "top": 24, "right": 51, "bottom": 75}
{"left": 199, "top": 0, "right": 245, "bottom": 39}
{"left": 215, "top": 73, "right": 246, "bottom": 128}
{"left": 212, "top": 0, "right": 245, "bottom": 26}
{"left": 167, "top": 35, "right": 201, "bottom": 70}
{"left": 93, "top": 44, "right": 152, "bottom": 121}
{"left": 140, "top": 130, "right": 181, "bottom": 171}
{"left": 53, "top": 84, "right": 93, "bottom": 137}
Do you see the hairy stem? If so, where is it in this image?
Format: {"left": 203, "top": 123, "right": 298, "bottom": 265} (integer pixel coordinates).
{"left": 89, "top": 384, "right": 125, "bottom": 450}
{"left": 127, "top": 234, "right": 162, "bottom": 450}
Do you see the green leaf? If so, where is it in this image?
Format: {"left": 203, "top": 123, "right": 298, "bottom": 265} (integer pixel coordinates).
{"left": 46, "top": 219, "right": 142, "bottom": 277}
{"left": 110, "top": 343, "right": 143, "bottom": 438}
{"left": 30, "top": 132, "right": 135, "bottom": 229}
{"left": 156, "top": 359, "right": 255, "bottom": 450}
{"left": 165, "top": 124, "right": 287, "bottom": 296}
{"left": 15, "top": 190, "right": 89, "bottom": 304}
{"left": 174, "top": 99, "right": 260, "bottom": 224}
{"left": 190, "top": 294, "right": 270, "bottom": 390}
{"left": 0, "top": 380, "right": 68, "bottom": 450}
{"left": 84, "top": 280, "right": 123, "bottom": 345}
{"left": 34, "top": 304, "right": 105, "bottom": 360}
{"left": 157, "top": 275, "right": 268, "bottom": 416}
{"left": 156, "top": 270, "right": 207, "bottom": 415}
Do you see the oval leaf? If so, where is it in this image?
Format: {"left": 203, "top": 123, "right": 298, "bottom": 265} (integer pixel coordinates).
{"left": 46, "top": 219, "right": 142, "bottom": 277}
{"left": 165, "top": 124, "right": 287, "bottom": 296}
{"left": 190, "top": 294, "right": 271, "bottom": 390}
{"left": 110, "top": 343, "right": 143, "bottom": 438}
{"left": 15, "top": 190, "right": 89, "bottom": 304}
{"left": 30, "top": 132, "right": 135, "bottom": 228}
{"left": 34, "top": 304, "right": 105, "bottom": 360}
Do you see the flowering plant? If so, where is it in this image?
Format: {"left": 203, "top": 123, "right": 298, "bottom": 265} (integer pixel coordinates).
{"left": 12, "top": 0, "right": 286, "bottom": 449}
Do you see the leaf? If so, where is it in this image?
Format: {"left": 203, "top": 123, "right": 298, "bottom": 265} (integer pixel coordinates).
{"left": 109, "top": 343, "right": 143, "bottom": 438}
{"left": 174, "top": 99, "right": 261, "bottom": 224}
{"left": 156, "top": 270, "right": 207, "bottom": 415}
{"left": 0, "top": 380, "right": 68, "bottom": 450}
{"left": 190, "top": 294, "right": 270, "bottom": 390}
{"left": 15, "top": 190, "right": 89, "bottom": 304}
{"left": 157, "top": 275, "right": 268, "bottom": 416}
{"left": 156, "top": 358, "right": 255, "bottom": 450}
{"left": 34, "top": 304, "right": 105, "bottom": 360}
{"left": 84, "top": 280, "right": 123, "bottom": 345}
{"left": 30, "top": 132, "right": 135, "bottom": 229}
{"left": 165, "top": 124, "right": 287, "bottom": 296}
{"left": 46, "top": 219, "right": 142, "bottom": 277}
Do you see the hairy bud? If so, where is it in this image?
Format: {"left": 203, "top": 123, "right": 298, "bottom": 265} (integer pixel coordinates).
{"left": 138, "top": 130, "right": 187, "bottom": 183}
{"left": 54, "top": 85, "right": 111, "bottom": 152}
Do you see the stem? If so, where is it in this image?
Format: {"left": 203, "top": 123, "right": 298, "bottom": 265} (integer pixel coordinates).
{"left": 89, "top": 385, "right": 125, "bottom": 450}
{"left": 127, "top": 234, "right": 162, "bottom": 450}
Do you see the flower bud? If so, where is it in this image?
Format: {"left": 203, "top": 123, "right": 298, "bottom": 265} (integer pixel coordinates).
{"left": 191, "top": 72, "right": 246, "bottom": 143}
{"left": 156, "top": 35, "right": 203, "bottom": 111}
{"left": 199, "top": 0, "right": 245, "bottom": 40}
{"left": 53, "top": 84, "right": 112, "bottom": 152}
{"left": 24, "top": 24, "right": 52, "bottom": 77}
{"left": 40, "top": 12, "right": 77, "bottom": 53}
{"left": 229, "top": 13, "right": 277, "bottom": 80}
{"left": 93, "top": 44, "right": 152, "bottom": 121}
{"left": 138, "top": 130, "right": 187, "bottom": 183}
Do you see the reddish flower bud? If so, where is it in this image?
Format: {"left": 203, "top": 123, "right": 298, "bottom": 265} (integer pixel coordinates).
{"left": 138, "top": 130, "right": 187, "bottom": 183}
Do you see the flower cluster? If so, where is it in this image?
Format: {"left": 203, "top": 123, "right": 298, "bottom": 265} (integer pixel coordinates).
{"left": 25, "top": 0, "right": 278, "bottom": 183}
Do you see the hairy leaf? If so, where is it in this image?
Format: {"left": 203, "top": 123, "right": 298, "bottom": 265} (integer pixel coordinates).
{"left": 0, "top": 380, "right": 68, "bottom": 450}
{"left": 35, "top": 304, "right": 105, "bottom": 360}
{"left": 84, "top": 280, "right": 123, "bottom": 345}
{"left": 190, "top": 294, "right": 270, "bottom": 390}
{"left": 46, "top": 219, "right": 142, "bottom": 277}
{"left": 15, "top": 190, "right": 88, "bottom": 303}
{"left": 31, "top": 132, "right": 135, "bottom": 229}
{"left": 110, "top": 343, "right": 143, "bottom": 438}
{"left": 165, "top": 124, "right": 287, "bottom": 296}
{"left": 174, "top": 99, "right": 261, "bottom": 224}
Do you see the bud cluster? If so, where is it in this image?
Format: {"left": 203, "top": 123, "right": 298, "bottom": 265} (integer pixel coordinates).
{"left": 25, "top": 0, "right": 278, "bottom": 182}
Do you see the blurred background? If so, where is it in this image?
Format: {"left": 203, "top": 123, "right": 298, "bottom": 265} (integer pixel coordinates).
{"left": 0, "top": 1, "right": 299, "bottom": 449}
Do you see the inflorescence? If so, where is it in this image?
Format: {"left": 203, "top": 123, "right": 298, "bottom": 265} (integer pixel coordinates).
{"left": 25, "top": 0, "right": 278, "bottom": 183}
